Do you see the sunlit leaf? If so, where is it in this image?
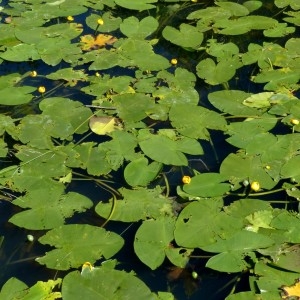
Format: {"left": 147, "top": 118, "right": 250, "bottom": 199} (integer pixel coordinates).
{"left": 114, "top": 0, "right": 157, "bottom": 10}
{"left": 120, "top": 16, "right": 158, "bottom": 39}
{"left": 162, "top": 24, "right": 203, "bottom": 48}
{"left": 124, "top": 157, "right": 162, "bottom": 187}
{"left": 62, "top": 265, "right": 157, "bottom": 300}
{"left": 9, "top": 184, "right": 93, "bottom": 229}
{"left": 95, "top": 187, "right": 175, "bottom": 222}
{"left": 37, "top": 224, "right": 124, "bottom": 270}
{"left": 134, "top": 217, "right": 175, "bottom": 270}
{"left": 182, "top": 173, "right": 231, "bottom": 198}
{"left": 89, "top": 116, "right": 119, "bottom": 135}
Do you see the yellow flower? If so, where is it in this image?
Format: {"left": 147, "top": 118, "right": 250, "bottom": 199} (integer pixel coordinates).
{"left": 265, "top": 165, "right": 271, "bottom": 170}
{"left": 67, "top": 16, "right": 74, "bottom": 22}
{"left": 38, "top": 86, "right": 46, "bottom": 94}
{"left": 97, "top": 18, "right": 104, "bottom": 25}
{"left": 191, "top": 0, "right": 197, "bottom": 2}
{"left": 291, "top": 119, "right": 299, "bottom": 125}
{"left": 250, "top": 181, "right": 260, "bottom": 192}
{"left": 30, "top": 71, "right": 37, "bottom": 77}
{"left": 170, "top": 58, "right": 178, "bottom": 65}
{"left": 182, "top": 176, "right": 191, "bottom": 184}
{"left": 95, "top": 72, "right": 100, "bottom": 77}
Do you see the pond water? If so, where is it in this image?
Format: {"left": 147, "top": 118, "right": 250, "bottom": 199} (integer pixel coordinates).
{"left": 0, "top": 1, "right": 300, "bottom": 299}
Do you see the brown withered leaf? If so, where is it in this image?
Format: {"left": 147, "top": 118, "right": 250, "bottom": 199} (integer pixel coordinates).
{"left": 80, "top": 34, "right": 117, "bottom": 51}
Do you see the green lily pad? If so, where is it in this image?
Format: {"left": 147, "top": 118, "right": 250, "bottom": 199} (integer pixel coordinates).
{"left": 138, "top": 130, "right": 203, "bottom": 166}
{"left": 9, "top": 184, "right": 93, "bottom": 230}
{"left": 62, "top": 265, "right": 157, "bottom": 300}
{"left": 182, "top": 173, "right": 231, "bottom": 198}
{"left": 162, "top": 24, "right": 203, "bottom": 48}
{"left": 36, "top": 224, "right": 124, "bottom": 270}
{"left": 0, "top": 44, "right": 40, "bottom": 62}
{"left": 114, "top": 0, "right": 157, "bottom": 10}
{"left": 0, "top": 86, "right": 35, "bottom": 105}
{"left": 134, "top": 217, "right": 175, "bottom": 270}
{"left": 0, "top": 278, "right": 61, "bottom": 300}
{"left": 120, "top": 16, "right": 158, "bottom": 39}
{"left": 196, "top": 57, "right": 239, "bottom": 85}
{"left": 95, "top": 187, "right": 174, "bottom": 222}
{"left": 169, "top": 103, "right": 226, "bottom": 140}
{"left": 174, "top": 199, "right": 243, "bottom": 248}
{"left": 124, "top": 157, "right": 162, "bottom": 187}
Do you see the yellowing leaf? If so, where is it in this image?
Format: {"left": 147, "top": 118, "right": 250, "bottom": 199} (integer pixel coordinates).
{"left": 80, "top": 34, "right": 117, "bottom": 51}
{"left": 243, "top": 92, "right": 274, "bottom": 108}
{"left": 89, "top": 116, "right": 121, "bottom": 135}
{"left": 281, "top": 279, "right": 300, "bottom": 299}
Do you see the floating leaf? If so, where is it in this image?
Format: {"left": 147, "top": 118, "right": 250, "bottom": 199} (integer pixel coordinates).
{"left": 124, "top": 157, "right": 162, "bottom": 187}
{"left": 281, "top": 156, "right": 300, "bottom": 182}
{"left": 162, "top": 24, "right": 203, "bottom": 48}
{"left": 80, "top": 34, "right": 117, "bottom": 51}
{"left": 174, "top": 199, "right": 243, "bottom": 248}
{"left": 114, "top": 0, "right": 157, "bottom": 10}
{"left": 120, "top": 16, "right": 158, "bottom": 39}
{"left": 169, "top": 103, "right": 226, "bottom": 140}
{"left": 62, "top": 265, "right": 157, "bottom": 300}
{"left": 46, "top": 68, "right": 88, "bottom": 86}
{"left": 0, "top": 86, "right": 35, "bottom": 105}
{"left": 134, "top": 217, "right": 175, "bottom": 270}
{"left": 95, "top": 187, "right": 174, "bottom": 222}
{"left": 220, "top": 152, "right": 276, "bottom": 190}
{"left": 89, "top": 116, "right": 120, "bottom": 135}
{"left": 216, "top": 1, "right": 249, "bottom": 17}
{"left": 36, "top": 224, "right": 124, "bottom": 270}
{"left": 138, "top": 130, "right": 203, "bottom": 166}
{"left": 182, "top": 173, "right": 231, "bottom": 198}
{"left": 208, "top": 90, "right": 260, "bottom": 116}
{"left": 0, "top": 278, "right": 61, "bottom": 300}
{"left": 0, "top": 44, "right": 40, "bottom": 62}
{"left": 243, "top": 92, "right": 274, "bottom": 108}
{"left": 9, "top": 184, "right": 93, "bottom": 230}
{"left": 196, "top": 57, "right": 239, "bottom": 85}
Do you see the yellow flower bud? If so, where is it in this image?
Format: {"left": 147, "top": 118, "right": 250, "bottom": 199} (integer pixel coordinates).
{"left": 265, "top": 165, "right": 271, "bottom": 170}
{"left": 250, "top": 181, "right": 260, "bottom": 192}
{"left": 171, "top": 58, "right": 178, "bottom": 65}
{"left": 291, "top": 119, "right": 299, "bottom": 125}
{"left": 30, "top": 71, "right": 37, "bottom": 77}
{"left": 97, "top": 18, "right": 104, "bottom": 25}
{"left": 182, "top": 176, "right": 191, "bottom": 184}
{"left": 67, "top": 16, "right": 74, "bottom": 21}
{"left": 38, "top": 86, "right": 46, "bottom": 94}
{"left": 95, "top": 72, "right": 100, "bottom": 77}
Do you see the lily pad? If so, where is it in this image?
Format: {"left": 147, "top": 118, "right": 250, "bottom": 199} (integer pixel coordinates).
{"left": 120, "top": 16, "right": 158, "bottom": 39}
{"left": 36, "top": 224, "right": 124, "bottom": 270}
{"left": 162, "top": 24, "right": 203, "bottom": 48}
{"left": 134, "top": 217, "right": 175, "bottom": 270}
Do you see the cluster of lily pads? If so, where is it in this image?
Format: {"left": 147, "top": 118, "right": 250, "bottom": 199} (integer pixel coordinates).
{"left": 0, "top": 0, "right": 300, "bottom": 299}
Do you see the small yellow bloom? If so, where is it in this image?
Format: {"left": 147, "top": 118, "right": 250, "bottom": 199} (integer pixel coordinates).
{"left": 265, "top": 165, "right": 271, "bottom": 170}
{"left": 67, "top": 16, "right": 74, "bottom": 22}
{"left": 191, "top": 0, "right": 197, "bottom": 2}
{"left": 38, "top": 86, "right": 46, "bottom": 94}
{"left": 170, "top": 58, "right": 178, "bottom": 65}
{"left": 97, "top": 18, "right": 104, "bottom": 25}
{"left": 291, "top": 119, "right": 299, "bottom": 125}
{"left": 30, "top": 71, "right": 37, "bottom": 77}
{"left": 250, "top": 181, "right": 260, "bottom": 192}
{"left": 81, "top": 262, "right": 94, "bottom": 275}
{"left": 95, "top": 72, "right": 100, "bottom": 77}
{"left": 182, "top": 176, "right": 191, "bottom": 184}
